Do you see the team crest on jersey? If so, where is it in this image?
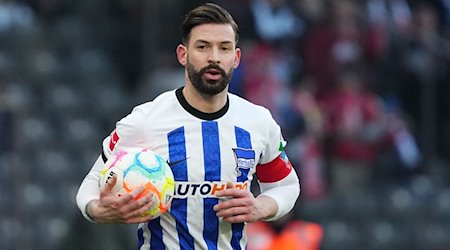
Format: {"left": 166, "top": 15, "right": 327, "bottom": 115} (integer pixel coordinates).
{"left": 280, "top": 150, "right": 293, "bottom": 170}
{"left": 232, "top": 148, "right": 256, "bottom": 177}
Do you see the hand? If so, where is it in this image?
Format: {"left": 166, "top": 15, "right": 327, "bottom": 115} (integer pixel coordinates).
{"left": 88, "top": 175, "right": 156, "bottom": 224}
{"left": 213, "top": 182, "right": 277, "bottom": 223}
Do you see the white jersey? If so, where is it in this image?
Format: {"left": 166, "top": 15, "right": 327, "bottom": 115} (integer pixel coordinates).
{"left": 77, "top": 88, "right": 298, "bottom": 250}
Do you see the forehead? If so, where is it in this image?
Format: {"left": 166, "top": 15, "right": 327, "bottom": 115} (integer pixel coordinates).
{"left": 188, "top": 23, "right": 236, "bottom": 45}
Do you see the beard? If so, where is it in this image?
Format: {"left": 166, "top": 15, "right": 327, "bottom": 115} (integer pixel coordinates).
{"left": 186, "top": 60, "right": 233, "bottom": 96}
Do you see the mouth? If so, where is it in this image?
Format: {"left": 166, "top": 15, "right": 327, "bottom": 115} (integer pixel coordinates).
{"left": 203, "top": 68, "right": 223, "bottom": 81}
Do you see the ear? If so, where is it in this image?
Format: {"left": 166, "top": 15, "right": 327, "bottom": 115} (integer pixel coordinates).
{"left": 176, "top": 44, "right": 187, "bottom": 66}
{"left": 233, "top": 47, "right": 241, "bottom": 69}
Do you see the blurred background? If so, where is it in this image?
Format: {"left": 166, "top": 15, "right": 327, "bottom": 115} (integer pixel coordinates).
{"left": 0, "top": 0, "right": 449, "bottom": 249}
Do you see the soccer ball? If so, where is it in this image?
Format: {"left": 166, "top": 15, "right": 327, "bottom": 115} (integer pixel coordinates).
{"left": 99, "top": 148, "right": 175, "bottom": 219}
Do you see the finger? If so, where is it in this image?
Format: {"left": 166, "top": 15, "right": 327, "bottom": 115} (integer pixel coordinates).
{"left": 102, "top": 174, "right": 117, "bottom": 193}
{"left": 215, "top": 181, "right": 236, "bottom": 198}
{"left": 216, "top": 206, "right": 248, "bottom": 218}
{"left": 214, "top": 195, "right": 252, "bottom": 212}
{"left": 222, "top": 214, "right": 249, "bottom": 223}
{"left": 216, "top": 188, "right": 246, "bottom": 198}
{"left": 137, "top": 195, "right": 157, "bottom": 215}
{"left": 125, "top": 195, "right": 157, "bottom": 222}
{"left": 113, "top": 186, "right": 149, "bottom": 211}
{"left": 118, "top": 185, "right": 146, "bottom": 204}
{"left": 120, "top": 192, "right": 154, "bottom": 217}
{"left": 214, "top": 198, "right": 232, "bottom": 211}
{"left": 130, "top": 185, "right": 146, "bottom": 200}
{"left": 127, "top": 193, "right": 155, "bottom": 212}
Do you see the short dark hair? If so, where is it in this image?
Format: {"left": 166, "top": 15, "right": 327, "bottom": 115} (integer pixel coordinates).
{"left": 181, "top": 3, "right": 239, "bottom": 45}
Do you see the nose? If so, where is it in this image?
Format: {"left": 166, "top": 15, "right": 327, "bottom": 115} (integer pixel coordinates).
{"left": 208, "top": 47, "right": 220, "bottom": 64}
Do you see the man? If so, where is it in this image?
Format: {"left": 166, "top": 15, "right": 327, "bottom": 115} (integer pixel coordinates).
{"left": 76, "top": 3, "right": 300, "bottom": 249}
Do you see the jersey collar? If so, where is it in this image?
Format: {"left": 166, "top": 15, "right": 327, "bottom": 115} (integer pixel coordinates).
{"left": 176, "top": 87, "right": 229, "bottom": 121}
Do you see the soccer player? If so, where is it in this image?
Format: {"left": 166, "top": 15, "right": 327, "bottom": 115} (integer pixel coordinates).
{"left": 76, "top": 3, "right": 300, "bottom": 249}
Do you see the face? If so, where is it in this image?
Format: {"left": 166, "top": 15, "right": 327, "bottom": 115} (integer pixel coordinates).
{"left": 177, "top": 23, "right": 241, "bottom": 96}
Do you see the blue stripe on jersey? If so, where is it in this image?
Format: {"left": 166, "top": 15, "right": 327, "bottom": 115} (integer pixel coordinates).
{"left": 168, "top": 127, "right": 194, "bottom": 250}
{"left": 202, "top": 121, "right": 221, "bottom": 250}
{"left": 231, "top": 223, "right": 244, "bottom": 250}
{"left": 138, "top": 226, "right": 144, "bottom": 249}
{"left": 231, "top": 126, "right": 252, "bottom": 250}
{"left": 149, "top": 218, "right": 163, "bottom": 249}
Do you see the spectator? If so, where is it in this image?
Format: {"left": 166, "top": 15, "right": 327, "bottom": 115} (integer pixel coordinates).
{"left": 401, "top": 1, "right": 449, "bottom": 160}
{"left": 250, "top": 0, "right": 304, "bottom": 43}
{"left": 302, "top": 0, "right": 386, "bottom": 101}
{"left": 287, "top": 76, "right": 327, "bottom": 199}
{"left": 322, "top": 67, "right": 385, "bottom": 194}
{"left": 0, "top": 0, "right": 35, "bottom": 33}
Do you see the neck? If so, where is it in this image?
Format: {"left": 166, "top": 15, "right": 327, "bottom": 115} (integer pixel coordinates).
{"left": 182, "top": 84, "right": 228, "bottom": 113}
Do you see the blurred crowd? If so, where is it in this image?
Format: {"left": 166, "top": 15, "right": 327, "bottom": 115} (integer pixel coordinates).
{"left": 0, "top": 0, "right": 450, "bottom": 249}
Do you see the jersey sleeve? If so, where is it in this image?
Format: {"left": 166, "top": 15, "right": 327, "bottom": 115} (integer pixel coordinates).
{"left": 102, "top": 104, "right": 149, "bottom": 160}
{"left": 255, "top": 111, "right": 300, "bottom": 221}
{"left": 256, "top": 112, "right": 292, "bottom": 183}
{"left": 76, "top": 104, "right": 149, "bottom": 222}
{"left": 258, "top": 115, "right": 285, "bottom": 165}
{"left": 75, "top": 155, "right": 105, "bottom": 222}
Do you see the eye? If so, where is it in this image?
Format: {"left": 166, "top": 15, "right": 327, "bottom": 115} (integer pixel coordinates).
{"left": 196, "top": 44, "right": 211, "bottom": 51}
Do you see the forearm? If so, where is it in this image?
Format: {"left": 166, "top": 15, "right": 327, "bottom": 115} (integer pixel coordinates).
{"left": 254, "top": 195, "right": 278, "bottom": 220}
{"left": 76, "top": 156, "right": 103, "bottom": 223}
{"left": 85, "top": 199, "right": 100, "bottom": 222}
{"left": 258, "top": 169, "right": 300, "bottom": 221}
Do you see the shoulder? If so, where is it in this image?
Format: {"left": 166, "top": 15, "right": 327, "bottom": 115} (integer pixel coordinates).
{"left": 118, "top": 89, "right": 177, "bottom": 131}
{"left": 129, "top": 89, "right": 177, "bottom": 118}
{"left": 227, "top": 93, "right": 280, "bottom": 134}
{"left": 111, "top": 89, "right": 177, "bottom": 150}
{"left": 228, "top": 93, "right": 272, "bottom": 117}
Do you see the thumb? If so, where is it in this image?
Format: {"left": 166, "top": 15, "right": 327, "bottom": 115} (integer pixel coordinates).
{"left": 102, "top": 174, "right": 117, "bottom": 194}
{"left": 226, "top": 181, "right": 235, "bottom": 189}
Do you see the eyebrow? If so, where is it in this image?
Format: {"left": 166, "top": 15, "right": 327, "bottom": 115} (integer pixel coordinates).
{"left": 194, "top": 39, "right": 234, "bottom": 45}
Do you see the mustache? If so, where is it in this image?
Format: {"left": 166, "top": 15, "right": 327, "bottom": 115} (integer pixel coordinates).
{"left": 199, "top": 64, "right": 227, "bottom": 76}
